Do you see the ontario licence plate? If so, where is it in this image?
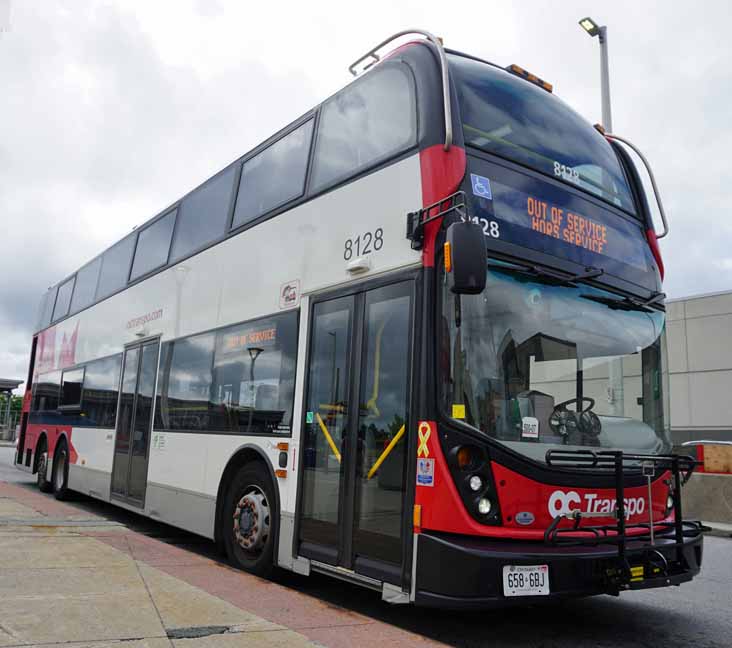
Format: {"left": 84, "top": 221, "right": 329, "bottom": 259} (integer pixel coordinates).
{"left": 502, "top": 564, "right": 550, "bottom": 597}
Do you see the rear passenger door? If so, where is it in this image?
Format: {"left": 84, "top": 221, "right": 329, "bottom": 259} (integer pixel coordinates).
{"left": 111, "top": 340, "right": 159, "bottom": 506}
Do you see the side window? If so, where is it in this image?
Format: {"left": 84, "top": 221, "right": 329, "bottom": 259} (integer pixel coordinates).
{"left": 130, "top": 209, "right": 176, "bottom": 281}
{"left": 31, "top": 371, "right": 61, "bottom": 413}
{"left": 80, "top": 355, "right": 122, "bottom": 427}
{"left": 70, "top": 257, "right": 102, "bottom": 313}
{"left": 211, "top": 311, "right": 298, "bottom": 434}
{"left": 310, "top": 65, "right": 417, "bottom": 192}
{"left": 231, "top": 120, "right": 314, "bottom": 230}
{"left": 96, "top": 235, "right": 136, "bottom": 300}
{"left": 37, "top": 289, "right": 56, "bottom": 331}
{"left": 154, "top": 333, "right": 215, "bottom": 431}
{"left": 52, "top": 277, "right": 75, "bottom": 323}
{"left": 60, "top": 367, "right": 85, "bottom": 409}
{"left": 170, "top": 166, "right": 237, "bottom": 262}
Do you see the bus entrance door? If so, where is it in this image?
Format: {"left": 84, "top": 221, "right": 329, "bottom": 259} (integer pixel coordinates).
{"left": 110, "top": 340, "right": 160, "bottom": 506}
{"left": 298, "top": 280, "right": 413, "bottom": 586}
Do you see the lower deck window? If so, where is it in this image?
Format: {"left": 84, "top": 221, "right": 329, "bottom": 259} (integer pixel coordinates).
{"left": 155, "top": 311, "right": 298, "bottom": 434}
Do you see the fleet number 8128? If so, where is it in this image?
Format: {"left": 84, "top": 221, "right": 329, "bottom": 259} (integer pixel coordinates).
{"left": 344, "top": 228, "right": 384, "bottom": 260}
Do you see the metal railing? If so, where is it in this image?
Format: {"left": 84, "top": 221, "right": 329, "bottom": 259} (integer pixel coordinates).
{"left": 681, "top": 440, "right": 732, "bottom": 447}
{"left": 349, "top": 29, "right": 453, "bottom": 151}
{"left": 605, "top": 133, "right": 669, "bottom": 239}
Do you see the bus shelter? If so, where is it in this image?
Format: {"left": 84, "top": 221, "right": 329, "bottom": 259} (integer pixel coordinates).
{"left": 0, "top": 379, "right": 22, "bottom": 441}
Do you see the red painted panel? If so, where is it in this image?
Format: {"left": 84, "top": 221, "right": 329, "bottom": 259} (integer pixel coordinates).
{"left": 646, "top": 228, "right": 665, "bottom": 280}
{"left": 418, "top": 145, "right": 466, "bottom": 267}
{"left": 491, "top": 463, "right": 671, "bottom": 532}
{"left": 415, "top": 419, "right": 673, "bottom": 540}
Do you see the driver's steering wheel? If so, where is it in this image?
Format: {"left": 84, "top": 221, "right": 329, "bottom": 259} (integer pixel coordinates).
{"left": 549, "top": 397, "right": 601, "bottom": 444}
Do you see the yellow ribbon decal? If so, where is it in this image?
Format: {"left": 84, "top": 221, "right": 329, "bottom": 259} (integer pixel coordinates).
{"left": 417, "top": 422, "right": 431, "bottom": 458}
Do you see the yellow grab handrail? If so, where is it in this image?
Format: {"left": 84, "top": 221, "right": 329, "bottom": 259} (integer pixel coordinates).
{"left": 366, "top": 424, "right": 406, "bottom": 480}
{"left": 316, "top": 412, "right": 341, "bottom": 463}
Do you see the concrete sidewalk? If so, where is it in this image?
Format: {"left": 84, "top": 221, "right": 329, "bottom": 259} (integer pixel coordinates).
{"left": 0, "top": 481, "right": 440, "bottom": 648}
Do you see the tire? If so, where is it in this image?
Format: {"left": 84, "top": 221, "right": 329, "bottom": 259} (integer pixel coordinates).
{"left": 223, "top": 462, "right": 277, "bottom": 577}
{"left": 36, "top": 439, "right": 53, "bottom": 493}
{"left": 52, "top": 439, "right": 70, "bottom": 501}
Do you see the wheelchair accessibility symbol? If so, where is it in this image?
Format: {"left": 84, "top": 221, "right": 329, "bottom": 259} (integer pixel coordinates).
{"left": 470, "top": 173, "right": 493, "bottom": 200}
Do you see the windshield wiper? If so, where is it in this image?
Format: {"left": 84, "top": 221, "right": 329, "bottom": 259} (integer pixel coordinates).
{"left": 579, "top": 291, "right": 665, "bottom": 313}
{"left": 488, "top": 262, "right": 604, "bottom": 288}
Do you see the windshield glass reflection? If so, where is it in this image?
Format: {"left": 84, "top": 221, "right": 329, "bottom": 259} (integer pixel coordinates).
{"left": 440, "top": 262, "right": 670, "bottom": 461}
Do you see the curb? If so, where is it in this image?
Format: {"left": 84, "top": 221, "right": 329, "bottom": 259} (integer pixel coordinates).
{"left": 705, "top": 522, "right": 732, "bottom": 539}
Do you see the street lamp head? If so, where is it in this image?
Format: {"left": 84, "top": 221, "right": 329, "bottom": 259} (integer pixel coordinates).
{"left": 248, "top": 347, "right": 264, "bottom": 361}
{"left": 579, "top": 17, "right": 600, "bottom": 37}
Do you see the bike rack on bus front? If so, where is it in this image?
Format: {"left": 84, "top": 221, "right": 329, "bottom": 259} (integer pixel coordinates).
{"left": 544, "top": 449, "right": 705, "bottom": 585}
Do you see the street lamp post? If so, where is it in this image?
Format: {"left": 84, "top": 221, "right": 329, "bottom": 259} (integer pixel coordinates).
{"left": 247, "top": 347, "right": 263, "bottom": 433}
{"left": 579, "top": 17, "right": 612, "bottom": 132}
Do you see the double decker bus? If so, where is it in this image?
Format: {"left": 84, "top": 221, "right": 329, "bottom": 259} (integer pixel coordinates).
{"left": 16, "top": 30, "right": 703, "bottom": 607}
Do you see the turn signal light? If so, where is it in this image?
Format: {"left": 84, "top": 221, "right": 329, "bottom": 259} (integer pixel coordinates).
{"left": 444, "top": 241, "right": 452, "bottom": 273}
{"left": 457, "top": 446, "right": 474, "bottom": 470}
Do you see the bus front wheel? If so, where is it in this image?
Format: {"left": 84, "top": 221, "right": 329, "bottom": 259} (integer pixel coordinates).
{"left": 223, "top": 462, "right": 276, "bottom": 577}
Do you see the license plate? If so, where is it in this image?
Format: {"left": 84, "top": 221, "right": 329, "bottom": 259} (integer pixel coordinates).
{"left": 502, "top": 564, "right": 550, "bottom": 597}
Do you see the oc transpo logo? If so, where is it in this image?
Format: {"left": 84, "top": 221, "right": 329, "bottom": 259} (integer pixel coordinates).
{"left": 548, "top": 490, "right": 646, "bottom": 519}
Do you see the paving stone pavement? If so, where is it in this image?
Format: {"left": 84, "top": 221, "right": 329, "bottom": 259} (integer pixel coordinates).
{"left": 0, "top": 482, "right": 441, "bottom": 648}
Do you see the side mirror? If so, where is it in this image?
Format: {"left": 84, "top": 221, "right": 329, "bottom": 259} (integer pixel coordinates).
{"left": 445, "top": 221, "right": 487, "bottom": 294}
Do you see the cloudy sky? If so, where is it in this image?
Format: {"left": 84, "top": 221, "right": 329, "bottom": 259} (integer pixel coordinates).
{"left": 1, "top": 0, "right": 731, "bottom": 389}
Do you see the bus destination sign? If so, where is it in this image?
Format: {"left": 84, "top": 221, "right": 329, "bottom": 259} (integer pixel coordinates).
{"left": 465, "top": 158, "right": 658, "bottom": 289}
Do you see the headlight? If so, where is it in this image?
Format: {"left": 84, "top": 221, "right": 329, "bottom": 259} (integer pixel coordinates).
{"left": 478, "top": 498, "right": 492, "bottom": 515}
{"left": 469, "top": 475, "right": 483, "bottom": 492}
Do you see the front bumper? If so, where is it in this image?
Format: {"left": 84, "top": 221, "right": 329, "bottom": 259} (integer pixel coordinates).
{"left": 415, "top": 527, "right": 704, "bottom": 608}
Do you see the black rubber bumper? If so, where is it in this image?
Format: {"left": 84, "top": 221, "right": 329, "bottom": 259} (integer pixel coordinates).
{"left": 415, "top": 529, "right": 704, "bottom": 608}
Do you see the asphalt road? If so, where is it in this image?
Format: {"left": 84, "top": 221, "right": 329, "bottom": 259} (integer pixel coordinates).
{"left": 2, "top": 445, "right": 730, "bottom": 648}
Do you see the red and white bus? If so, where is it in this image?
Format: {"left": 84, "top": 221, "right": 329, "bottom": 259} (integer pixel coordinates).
{"left": 16, "top": 30, "right": 703, "bottom": 607}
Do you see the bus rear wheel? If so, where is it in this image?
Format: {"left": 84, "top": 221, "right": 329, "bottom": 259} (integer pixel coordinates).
{"left": 52, "top": 439, "right": 70, "bottom": 501}
{"left": 36, "top": 439, "right": 52, "bottom": 493}
{"left": 223, "top": 462, "right": 276, "bottom": 577}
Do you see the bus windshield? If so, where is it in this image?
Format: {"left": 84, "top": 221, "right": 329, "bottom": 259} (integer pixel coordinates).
{"left": 449, "top": 54, "right": 636, "bottom": 214}
{"left": 440, "top": 262, "right": 671, "bottom": 462}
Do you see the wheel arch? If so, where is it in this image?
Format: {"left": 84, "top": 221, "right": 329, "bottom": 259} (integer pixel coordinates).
{"left": 214, "top": 444, "right": 281, "bottom": 564}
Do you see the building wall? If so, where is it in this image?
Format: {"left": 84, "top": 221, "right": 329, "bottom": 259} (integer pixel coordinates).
{"left": 667, "top": 291, "right": 732, "bottom": 444}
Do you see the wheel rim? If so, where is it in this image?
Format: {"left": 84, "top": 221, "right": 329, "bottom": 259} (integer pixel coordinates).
{"left": 232, "top": 485, "right": 270, "bottom": 555}
{"left": 54, "top": 450, "right": 67, "bottom": 491}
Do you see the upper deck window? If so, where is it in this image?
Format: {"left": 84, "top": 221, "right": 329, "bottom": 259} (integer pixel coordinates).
{"left": 52, "top": 276, "right": 75, "bottom": 323}
{"left": 130, "top": 209, "right": 176, "bottom": 281}
{"left": 37, "top": 288, "right": 56, "bottom": 331}
{"left": 449, "top": 55, "right": 636, "bottom": 213}
{"left": 70, "top": 257, "right": 102, "bottom": 313}
{"left": 170, "top": 166, "right": 236, "bottom": 262}
{"left": 96, "top": 235, "right": 136, "bottom": 300}
{"left": 232, "top": 120, "right": 314, "bottom": 230}
{"left": 310, "top": 65, "right": 417, "bottom": 192}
